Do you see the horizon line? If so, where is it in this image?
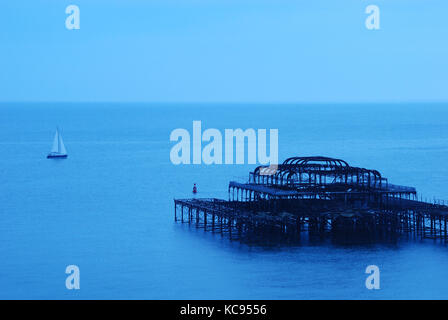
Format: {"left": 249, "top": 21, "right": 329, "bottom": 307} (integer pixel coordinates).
{"left": 0, "top": 100, "right": 447, "bottom": 105}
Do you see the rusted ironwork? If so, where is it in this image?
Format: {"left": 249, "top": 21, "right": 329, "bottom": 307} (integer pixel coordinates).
{"left": 174, "top": 156, "right": 448, "bottom": 244}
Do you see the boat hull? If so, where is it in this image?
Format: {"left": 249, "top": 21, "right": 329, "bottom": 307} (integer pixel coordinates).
{"left": 47, "top": 154, "right": 68, "bottom": 159}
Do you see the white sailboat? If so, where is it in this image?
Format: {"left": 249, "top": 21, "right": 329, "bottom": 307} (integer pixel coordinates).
{"left": 47, "top": 128, "right": 68, "bottom": 159}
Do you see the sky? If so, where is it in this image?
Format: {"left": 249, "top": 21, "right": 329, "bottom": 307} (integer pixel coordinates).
{"left": 0, "top": 0, "right": 447, "bottom": 103}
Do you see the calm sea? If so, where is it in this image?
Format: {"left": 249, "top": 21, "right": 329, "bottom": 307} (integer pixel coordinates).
{"left": 1, "top": 103, "right": 448, "bottom": 299}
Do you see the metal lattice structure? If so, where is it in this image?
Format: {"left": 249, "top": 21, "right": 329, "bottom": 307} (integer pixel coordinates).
{"left": 175, "top": 156, "right": 448, "bottom": 244}
{"left": 252, "top": 156, "right": 384, "bottom": 189}
{"left": 241, "top": 156, "right": 415, "bottom": 203}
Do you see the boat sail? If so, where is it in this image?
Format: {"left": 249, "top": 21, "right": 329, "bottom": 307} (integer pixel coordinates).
{"left": 47, "top": 128, "right": 68, "bottom": 159}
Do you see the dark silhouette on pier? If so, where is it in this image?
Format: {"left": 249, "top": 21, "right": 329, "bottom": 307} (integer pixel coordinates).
{"left": 174, "top": 156, "right": 448, "bottom": 244}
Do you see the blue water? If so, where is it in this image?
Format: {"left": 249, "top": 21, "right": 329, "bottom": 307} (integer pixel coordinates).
{"left": 1, "top": 103, "right": 448, "bottom": 299}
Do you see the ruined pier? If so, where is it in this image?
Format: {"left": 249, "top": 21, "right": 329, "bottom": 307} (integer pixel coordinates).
{"left": 174, "top": 156, "right": 448, "bottom": 243}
